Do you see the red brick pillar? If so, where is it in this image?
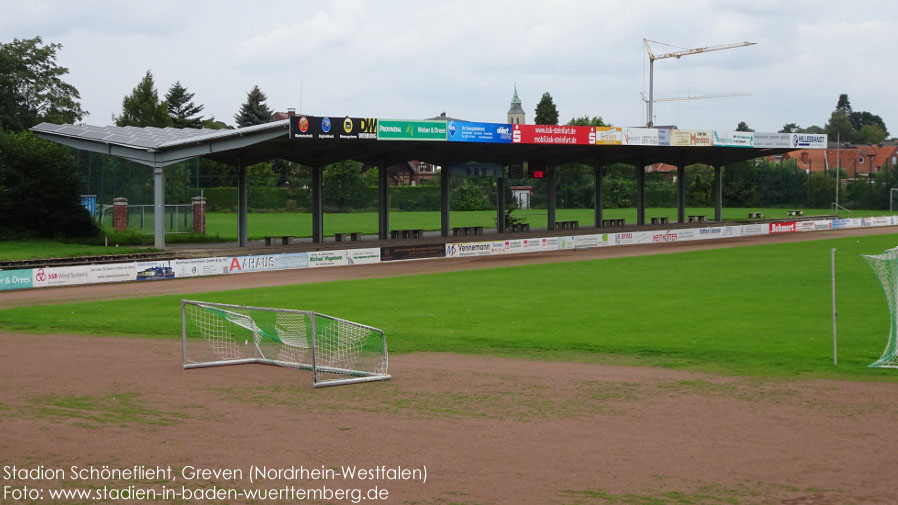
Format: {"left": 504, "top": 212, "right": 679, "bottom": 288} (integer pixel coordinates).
{"left": 113, "top": 197, "right": 128, "bottom": 232}
{"left": 192, "top": 196, "right": 206, "bottom": 234}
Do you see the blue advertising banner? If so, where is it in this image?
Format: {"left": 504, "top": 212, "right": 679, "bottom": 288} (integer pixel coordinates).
{"left": 447, "top": 121, "right": 513, "bottom": 143}
{"left": 0, "top": 269, "right": 32, "bottom": 290}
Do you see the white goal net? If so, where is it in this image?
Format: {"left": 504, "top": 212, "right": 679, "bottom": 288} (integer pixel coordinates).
{"left": 181, "top": 300, "right": 390, "bottom": 386}
{"left": 863, "top": 249, "right": 898, "bottom": 368}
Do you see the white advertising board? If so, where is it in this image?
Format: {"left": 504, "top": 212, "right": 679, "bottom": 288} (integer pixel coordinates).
{"left": 623, "top": 128, "right": 665, "bottom": 146}
{"left": 790, "top": 133, "right": 827, "bottom": 149}
{"left": 227, "top": 253, "right": 309, "bottom": 273}
{"left": 753, "top": 132, "right": 792, "bottom": 148}
{"left": 445, "top": 242, "right": 492, "bottom": 257}
{"left": 173, "top": 257, "right": 230, "bottom": 278}
{"left": 713, "top": 131, "right": 753, "bottom": 148}
{"left": 308, "top": 250, "right": 349, "bottom": 268}
{"left": 347, "top": 248, "right": 381, "bottom": 265}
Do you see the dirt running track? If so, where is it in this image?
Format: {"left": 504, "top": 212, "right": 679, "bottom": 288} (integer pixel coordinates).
{"left": 1, "top": 227, "right": 898, "bottom": 504}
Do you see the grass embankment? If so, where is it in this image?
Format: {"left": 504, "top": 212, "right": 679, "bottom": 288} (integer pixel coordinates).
{"left": 1, "top": 233, "right": 897, "bottom": 379}
{"left": 206, "top": 207, "right": 892, "bottom": 240}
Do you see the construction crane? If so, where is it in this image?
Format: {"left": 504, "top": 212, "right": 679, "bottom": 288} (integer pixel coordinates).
{"left": 643, "top": 38, "right": 756, "bottom": 127}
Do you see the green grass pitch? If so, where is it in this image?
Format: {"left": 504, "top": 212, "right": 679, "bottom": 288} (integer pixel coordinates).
{"left": 1, "top": 233, "right": 896, "bottom": 379}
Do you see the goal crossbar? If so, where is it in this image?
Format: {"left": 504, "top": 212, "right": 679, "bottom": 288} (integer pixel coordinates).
{"left": 181, "top": 299, "right": 390, "bottom": 387}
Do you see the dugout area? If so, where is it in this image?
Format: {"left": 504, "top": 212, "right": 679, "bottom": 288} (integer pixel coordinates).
{"left": 32, "top": 119, "right": 797, "bottom": 250}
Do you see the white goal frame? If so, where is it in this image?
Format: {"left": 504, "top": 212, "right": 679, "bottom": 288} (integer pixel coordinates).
{"left": 181, "top": 300, "right": 390, "bottom": 387}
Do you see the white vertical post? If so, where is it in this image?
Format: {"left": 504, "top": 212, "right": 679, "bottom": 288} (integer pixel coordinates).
{"left": 831, "top": 248, "right": 838, "bottom": 365}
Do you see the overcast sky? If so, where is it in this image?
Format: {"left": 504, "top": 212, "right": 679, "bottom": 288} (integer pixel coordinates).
{"left": 2, "top": 0, "right": 895, "bottom": 134}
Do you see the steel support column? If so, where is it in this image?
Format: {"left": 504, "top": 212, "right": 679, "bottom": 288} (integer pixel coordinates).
{"left": 714, "top": 165, "right": 722, "bottom": 221}
{"left": 594, "top": 160, "right": 603, "bottom": 227}
{"left": 636, "top": 161, "right": 645, "bottom": 226}
{"left": 677, "top": 163, "right": 686, "bottom": 223}
{"left": 378, "top": 160, "right": 389, "bottom": 240}
{"left": 311, "top": 166, "right": 323, "bottom": 243}
{"left": 153, "top": 165, "right": 165, "bottom": 249}
{"left": 497, "top": 173, "right": 506, "bottom": 233}
{"left": 237, "top": 159, "right": 248, "bottom": 247}
{"left": 547, "top": 164, "right": 556, "bottom": 230}
{"left": 440, "top": 164, "right": 450, "bottom": 237}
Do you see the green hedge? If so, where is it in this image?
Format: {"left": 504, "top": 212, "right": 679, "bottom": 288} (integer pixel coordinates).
{"left": 204, "top": 187, "right": 292, "bottom": 211}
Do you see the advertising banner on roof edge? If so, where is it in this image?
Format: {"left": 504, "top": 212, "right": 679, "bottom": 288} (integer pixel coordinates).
{"left": 622, "top": 127, "right": 670, "bottom": 146}
{"left": 595, "top": 127, "right": 622, "bottom": 145}
{"left": 290, "top": 116, "right": 377, "bottom": 140}
{"left": 512, "top": 124, "right": 595, "bottom": 145}
{"left": 378, "top": 120, "right": 447, "bottom": 141}
{"left": 790, "top": 133, "right": 827, "bottom": 149}
{"left": 713, "top": 131, "right": 754, "bottom": 148}
{"left": 754, "top": 132, "right": 792, "bottom": 148}
{"left": 447, "top": 121, "right": 513, "bottom": 143}
{"left": 670, "top": 129, "right": 713, "bottom": 147}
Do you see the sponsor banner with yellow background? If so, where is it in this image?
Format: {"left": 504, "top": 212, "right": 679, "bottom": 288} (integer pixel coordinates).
{"left": 595, "top": 127, "right": 622, "bottom": 145}
{"left": 670, "top": 129, "right": 713, "bottom": 147}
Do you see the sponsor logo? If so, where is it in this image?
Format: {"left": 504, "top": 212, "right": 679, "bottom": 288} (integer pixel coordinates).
{"left": 769, "top": 222, "right": 796, "bottom": 234}
{"left": 699, "top": 228, "right": 721, "bottom": 235}
{"left": 512, "top": 126, "right": 522, "bottom": 143}
{"left": 446, "top": 244, "right": 457, "bottom": 256}
{"left": 320, "top": 117, "right": 331, "bottom": 133}
{"left": 792, "top": 134, "right": 826, "bottom": 147}
{"left": 653, "top": 233, "right": 678, "bottom": 242}
{"left": 448, "top": 121, "right": 457, "bottom": 138}
{"left": 35, "top": 268, "right": 46, "bottom": 282}
{"left": 343, "top": 116, "right": 353, "bottom": 133}
{"left": 298, "top": 116, "right": 309, "bottom": 133}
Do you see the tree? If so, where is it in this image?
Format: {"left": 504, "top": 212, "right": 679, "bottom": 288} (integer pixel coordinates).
{"left": 850, "top": 110, "right": 889, "bottom": 138}
{"left": 780, "top": 123, "right": 800, "bottom": 133}
{"left": 568, "top": 115, "right": 607, "bottom": 127}
{"left": 114, "top": 70, "right": 170, "bottom": 127}
{"left": 323, "top": 160, "right": 367, "bottom": 209}
{"left": 825, "top": 110, "right": 854, "bottom": 143}
{"left": 835, "top": 93, "right": 852, "bottom": 114}
{"left": 165, "top": 81, "right": 204, "bottom": 128}
{"left": 534, "top": 92, "right": 559, "bottom": 125}
{"left": 0, "top": 130, "right": 98, "bottom": 238}
{"left": 0, "top": 36, "right": 86, "bottom": 131}
{"left": 856, "top": 124, "right": 888, "bottom": 145}
{"left": 736, "top": 121, "right": 754, "bottom": 132}
{"left": 234, "top": 85, "right": 272, "bottom": 127}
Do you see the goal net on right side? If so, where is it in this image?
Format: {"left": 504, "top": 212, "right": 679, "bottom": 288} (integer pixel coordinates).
{"left": 181, "top": 300, "right": 390, "bottom": 386}
{"left": 863, "top": 249, "right": 898, "bottom": 368}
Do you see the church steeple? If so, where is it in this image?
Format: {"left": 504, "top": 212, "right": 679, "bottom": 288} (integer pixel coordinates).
{"left": 507, "top": 83, "right": 525, "bottom": 124}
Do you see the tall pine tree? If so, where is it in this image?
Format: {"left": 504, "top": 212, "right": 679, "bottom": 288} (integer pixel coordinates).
{"left": 234, "top": 85, "right": 272, "bottom": 127}
{"left": 165, "top": 81, "right": 204, "bottom": 128}
{"left": 114, "top": 70, "right": 170, "bottom": 127}
{"left": 534, "top": 92, "right": 558, "bottom": 125}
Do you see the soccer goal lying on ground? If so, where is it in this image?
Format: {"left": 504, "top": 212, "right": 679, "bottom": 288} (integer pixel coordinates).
{"left": 863, "top": 249, "right": 898, "bottom": 368}
{"left": 181, "top": 300, "right": 390, "bottom": 387}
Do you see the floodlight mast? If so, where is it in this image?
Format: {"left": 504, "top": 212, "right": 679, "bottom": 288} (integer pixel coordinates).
{"left": 643, "top": 38, "right": 756, "bottom": 127}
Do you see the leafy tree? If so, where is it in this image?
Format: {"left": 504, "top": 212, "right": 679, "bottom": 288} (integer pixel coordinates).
{"left": 801, "top": 125, "right": 826, "bottom": 134}
{"left": 850, "top": 110, "right": 888, "bottom": 138}
{"left": 780, "top": 123, "right": 800, "bottom": 133}
{"left": 534, "top": 92, "right": 559, "bottom": 125}
{"left": 736, "top": 121, "right": 754, "bottom": 132}
{"left": 0, "top": 130, "right": 98, "bottom": 238}
{"left": 114, "top": 70, "right": 170, "bottom": 127}
{"left": 825, "top": 110, "right": 854, "bottom": 143}
{"left": 0, "top": 36, "right": 86, "bottom": 131}
{"left": 856, "top": 124, "right": 887, "bottom": 145}
{"left": 234, "top": 85, "right": 272, "bottom": 127}
{"left": 165, "top": 81, "right": 204, "bottom": 128}
{"left": 201, "top": 117, "right": 231, "bottom": 130}
{"left": 568, "top": 115, "right": 607, "bottom": 127}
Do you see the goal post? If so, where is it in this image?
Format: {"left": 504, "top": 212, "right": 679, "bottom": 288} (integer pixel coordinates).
{"left": 181, "top": 300, "right": 390, "bottom": 387}
{"left": 862, "top": 249, "right": 898, "bottom": 368}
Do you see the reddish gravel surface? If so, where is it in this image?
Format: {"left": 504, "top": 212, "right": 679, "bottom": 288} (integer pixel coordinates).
{"left": 2, "top": 227, "right": 898, "bottom": 504}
